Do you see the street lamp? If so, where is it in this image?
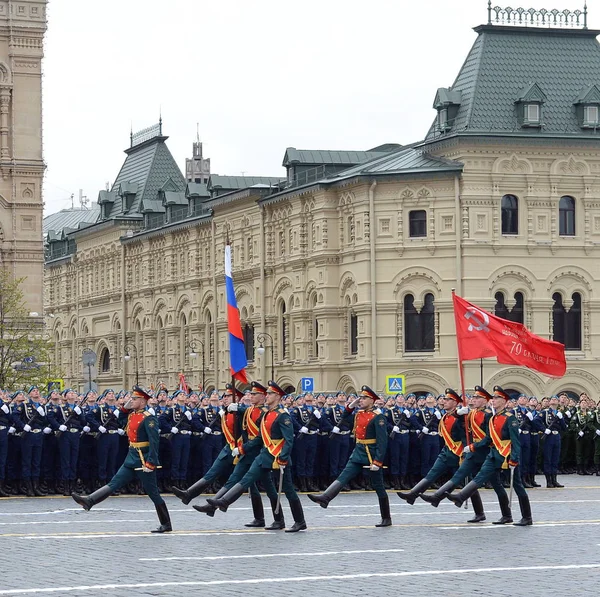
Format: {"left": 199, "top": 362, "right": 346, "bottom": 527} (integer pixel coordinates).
{"left": 256, "top": 332, "right": 274, "bottom": 382}
{"left": 123, "top": 344, "right": 139, "bottom": 386}
{"left": 187, "top": 339, "right": 205, "bottom": 391}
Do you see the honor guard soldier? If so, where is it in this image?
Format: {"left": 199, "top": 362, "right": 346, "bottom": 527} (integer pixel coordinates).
{"left": 573, "top": 397, "right": 594, "bottom": 475}
{"left": 291, "top": 392, "right": 321, "bottom": 492}
{"left": 447, "top": 386, "right": 533, "bottom": 526}
{"left": 326, "top": 392, "right": 353, "bottom": 485}
{"left": 410, "top": 393, "right": 442, "bottom": 483}
{"left": 512, "top": 394, "right": 544, "bottom": 488}
{"left": 41, "top": 389, "right": 62, "bottom": 494}
{"left": 397, "top": 389, "right": 485, "bottom": 524}
{"left": 198, "top": 392, "right": 224, "bottom": 479}
{"left": 207, "top": 381, "right": 307, "bottom": 533}
{"left": 72, "top": 386, "right": 172, "bottom": 533}
{"left": 11, "top": 386, "right": 48, "bottom": 496}
{"left": 309, "top": 385, "right": 391, "bottom": 528}
{"left": 540, "top": 395, "right": 568, "bottom": 487}
{"left": 385, "top": 394, "right": 412, "bottom": 490}
{"left": 0, "top": 391, "right": 11, "bottom": 497}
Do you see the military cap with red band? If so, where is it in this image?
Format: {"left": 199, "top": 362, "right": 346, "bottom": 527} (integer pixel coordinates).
{"left": 250, "top": 381, "right": 267, "bottom": 394}
{"left": 224, "top": 383, "right": 244, "bottom": 399}
{"left": 444, "top": 388, "right": 462, "bottom": 403}
{"left": 493, "top": 385, "right": 511, "bottom": 401}
{"left": 132, "top": 385, "right": 152, "bottom": 401}
{"left": 474, "top": 385, "right": 493, "bottom": 401}
{"left": 267, "top": 380, "right": 286, "bottom": 397}
{"left": 361, "top": 385, "right": 378, "bottom": 401}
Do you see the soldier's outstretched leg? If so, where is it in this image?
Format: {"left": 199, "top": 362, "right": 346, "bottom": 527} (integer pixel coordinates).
{"left": 396, "top": 477, "right": 432, "bottom": 505}
{"left": 446, "top": 480, "right": 479, "bottom": 508}
{"left": 71, "top": 485, "right": 112, "bottom": 511}
{"left": 206, "top": 482, "right": 245, "bottom": 512}
{"left": 420, "top": 479, "right": 455, "bottom": 507}
{"left": 307, "top": 479, "right": 342, "bottom": 508}
{"left": 193, "top": 485, "right": 227, "bottom": 517}
{"left": 173, "top": 477, "right": 210, "bottom": 505}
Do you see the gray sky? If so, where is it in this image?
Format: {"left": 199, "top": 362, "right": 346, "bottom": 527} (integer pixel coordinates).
{"left": 42, "top": 0, "right": 592, "bottom": 213}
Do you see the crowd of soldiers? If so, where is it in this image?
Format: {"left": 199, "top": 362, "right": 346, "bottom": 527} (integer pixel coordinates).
{"left": 1, "top": 384, "right": 600, "bottom": 499}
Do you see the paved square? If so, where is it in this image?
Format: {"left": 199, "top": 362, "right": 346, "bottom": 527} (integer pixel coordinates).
{"left": 0, "top": 477, "right": 599, "bottom": 596}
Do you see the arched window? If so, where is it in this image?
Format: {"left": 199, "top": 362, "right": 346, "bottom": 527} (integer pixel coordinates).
{"left": 350, "top": 312, "right": 358, "bottom": 355}
{"left": 100, "top": 348, "right": 110, "bottom": 373}
{"left": 559, "top": 196, "right": 575, "bottom": 236}
{"left": 409, "top": 210, "right": 427, "bottom": 238}
{"left": 552, "top": 292, "right": 582, "bottom": 350}
{"left": 501, "top": 194, "right": 518, "bottom": 235}
{"left": 494, "top": 291, "right": 524, "bottom": 324}
{"left": 404, "top": 293, "right": 435, "bottom": 352}
{"left": 243, "top": 323, "right": 254, "bottom": 362}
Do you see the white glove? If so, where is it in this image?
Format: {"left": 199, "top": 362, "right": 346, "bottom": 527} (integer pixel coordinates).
{"left": 74, "top": 406, "right": 82, "bottom": 415}
{"left": 43, "top": 427, "right": 52, "bottom": 434}
{"left": 415, "top": 429, "right": 421, "bottom": 435}
{"left": 141, "top": 465, "right": 153, "bottom": 473}
{"left": 403, "top": 409, "right": 411, "bottom": 417}
{"left": 565, "top": 410, "right": 572, "bottom": 418}
{"left": 299, "top": 426, "right": 309, "bottom": 434}
{"left": 369, "top": 464, "right": 380, "bottom": 471}
{"left": 332, "top": 426, "right": 340, "bottom": 434}
{"left": 83, "top": 426, "right": 90, "bottom": 433}
{"left": 171, "top": 427, "right": 179, "bottom": 434}
{"left": 98, "top": 425, "right": 107, "bottom": 434}
{"left": 434, "top": 410, "right": 442, "bottom": 420}
{"left": 232, "top": 447, "right": 240, "bottom": 457}
{"left": 117, "top": 428, "right": 125, "bottom": 436}
{"left": 463, "top": 445, "right": 471, "bottom": 454}
{"left": 59, "top": 424, "right": 67, "bottom": 432}
{"left": 422, "top": 426, "right": 429, "bottom": 434}
{"left": 518, "top": 429, "right": 522, "bottom": 434}
{"left": 23, "top": 424, "right": 32, "bottom": 432}
{"left": 1, "top": 404, "right": 9, "bottom": 414}
{"left": 8, "top": 426, "right": 15, "bottom": 434}
{"left": 526, "top": 411, "right": 534, "bottom": 421}
{"left": 114, "top": 409, "right": 121, "bottom": 418}
{"left": 184, "top": 410, "right": 192, "bottom": 420}
{"left": 147, "top": 408, "right": 156, "bottom": 416}
{"left": 227, "top": 403, "right": 239, "bottom": 412}
{"left": 313, "top": 409, "right": 321, "bottom": 419}
{"left": 392, "top": 426, "right": 400, "bottom": 433}
{"left": 544, "top": 429, "right": 551, "bottom": 435}
{"left": 218, "top": 408, "right": 226, "bottom": 417}
{"left": 204, "top": 427, "right": 212, "bottom": 434}
{"left": 36, "top": 406, "right": 45, "bottom": 416}
{"left": 456, "top": 406, "right": 469, "bottom": 415}
{"left": 556, "top": 411, "right": 563, "bottom": 419}
{"left": 596, "top": 429, "right": 600, "bottom": 437}
{"left": 578, "top": 430, "right": 584, "bottom": 437}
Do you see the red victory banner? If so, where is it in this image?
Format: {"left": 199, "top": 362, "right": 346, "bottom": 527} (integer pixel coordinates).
{"left": 452, "top": 292, "right": 566, "bottom": 378}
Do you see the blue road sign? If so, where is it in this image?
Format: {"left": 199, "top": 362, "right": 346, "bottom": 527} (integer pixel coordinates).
{"left": 386, "top": 375, "right": 406, "bottom": 394}
{"left": 300, "top": 377, "right": 315, "bottom": 392}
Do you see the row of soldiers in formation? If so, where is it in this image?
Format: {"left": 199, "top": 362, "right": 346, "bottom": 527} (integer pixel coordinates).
{"left": 65, "top": 380, "right": 556, "bottom": 532}
{"left": 1, "top": 384, "right": 599, "bottom": 500}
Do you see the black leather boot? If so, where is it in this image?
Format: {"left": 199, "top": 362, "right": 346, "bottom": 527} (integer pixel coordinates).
{"left": 492, "top": 491, "right": 513, "bottom": 524}
{"left": 245, "top": 491, "right": 266, "bottom": 527}
{"left": 446, "top": 480, "right": 479, "bottom": 509}
{"left": 420, "top": 480, "right": 455, "bottom": 507}
{"left": 265, "top": 495, "right": 286, "bottom": 530}
{"left": 467, "top": 490, "right": 486, "bottom": 523}
{"left": 151, "top": 502, "right": 172, "bottom": 533}
{"left": 552, "top": 474, "right": 564, "bottom": 488}
{"left": 545, "top": 474, "right": 554, "bottom": 488}
{"left": 62, "top": 480, "right": 71, "bottom": 497}
{"left": 307, "top": 480, "right": 342, "bottom": 509}
{"left": 522, "top": 473, "right": 533, "bottom": 489}
{"left": 206, "top": 483, "right": 245, "bottom": 512}
{"left": 173, "top": 477, "right": 209, "bottom": 505}
{"left": 513, "top": 494, "right": 533, "bottom": 526}
{"left": 397, "top": 478, "right": 432, "bottom": 505}
{"left": 285, "top": 498, "right": 307, "bottom": 532}
{"left": 193, "top": 486, "right": 227, "bottom": 516}
{"left": 530, "top": 474, "right": 541, "bottom": 487}
{"left": 32, "top": 479, "right": 46, "bottom": 496}
{"left": 0, "top": 481, "right": 9, "bottom": 498}
{"left": 375, "top": 493, "right": 392, "bottom": 527}
{"left": 72, "top": 484, "right": 112, "bottom": 511}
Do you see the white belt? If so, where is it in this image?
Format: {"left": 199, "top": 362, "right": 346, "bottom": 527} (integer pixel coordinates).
{"left": 427, "top": 432, "right": 439, "bottom": 436}
{"left": 211, "top": 431, "right": 222, "bottom": 435}
{"left": 179, "top": 430, "right": 191, "bottom": 435}
{"left": 521, "top": 430, "right": 529, "bottom": 434}
{"left": 31, "top": 429, "right": 42, "bottom": 434}
{"left": 108, "top": 429, "right": 119, "bottom": 434}
{"left": 306, "top": 430, "right": 318, "bottom": 435}
{"left": 396, "top": 430, "right": 409, "bottom": 434}
{"left": 551, "top": 430, "right": 559, "bottom": 435}
{"left": 338, "top": 430, "right": 351, "bottom": 435}
{"left": 69, "top": 428, "right": 80, "bottom": 433}
{"left": 0, "top": 426, "right": 6, "bottom": 430}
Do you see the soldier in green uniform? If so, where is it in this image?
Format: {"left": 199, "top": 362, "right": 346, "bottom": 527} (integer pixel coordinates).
{"left": 573, "top": 394, "right": 595, "bottom": 475}
{"left": 71, "top": 386, "right": 172, "bottom": 533}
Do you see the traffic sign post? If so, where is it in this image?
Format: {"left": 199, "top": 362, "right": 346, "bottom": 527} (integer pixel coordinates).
{"left": 300, "top": 377, "right": 314, "bottom": 393}
{"left": 385, "top": 375, "right": 406, "bottom": 394}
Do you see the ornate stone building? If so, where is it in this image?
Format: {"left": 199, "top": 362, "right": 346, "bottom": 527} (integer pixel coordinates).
{"left": 44, "top": 7, "right": 600, "bottom": 398}
{"left": 0, "top": 0, "right": 47, "bottom": 312}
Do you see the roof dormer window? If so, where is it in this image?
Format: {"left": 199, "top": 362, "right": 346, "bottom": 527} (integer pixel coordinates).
{"left": 524, "top": 103, "right": 540, "bottom": 125}
{"left": 575, "top": 85, "right": 600, "bottom": 129}
{"left": 438, "top": 108, "right": 448, "bottom": 130}
{"left": 515, "top": 83, "right": 546, "bottom": 129}
{"left": 584, "top": 105, "right": 599, "bottom": 126}
{"left": 433, "top": 88, "right": 461, "bottom": 134}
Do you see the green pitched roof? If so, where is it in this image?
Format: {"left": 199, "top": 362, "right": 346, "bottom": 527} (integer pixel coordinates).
{"left": 425, "top": 25, "right": 600, "bottom": 140}
{"left": 282, "top": 147, "right": 389, "bottom": 167}
{"left": 207, "top": 175, "right": 284, "bottom": 192}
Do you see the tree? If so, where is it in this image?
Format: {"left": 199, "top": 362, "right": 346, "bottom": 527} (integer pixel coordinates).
{"left": 0, "top": 269, "right": 62, "bottom": 390}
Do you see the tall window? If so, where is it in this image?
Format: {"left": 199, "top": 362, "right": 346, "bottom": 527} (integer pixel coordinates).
{"left": 404, "top": 293, "right": 435, "bottom": 352}
{"left": 559, "top": 196, "right": 575, "bottom": 236}
{"left": 409, "top": 210, "right": 427, "bottom": 238}
{"left": 279, "top": 301, "right": 288, "bottom": 360}
{"left": 501, "top": 194, "right": 518, "bottom": 235}
{"left": 553, "top": 292, "right": 582, "bottom": 350}
{"left": 243, "top": 323, "right": 254, "bottom": 362}
{"left": 350, "top": 312, "right": 358, "bottom": 355}
{"left": 100, "top": 348, "right": 110, "bottom": 373}
{"left": 494, "top": 291, "right": 524, "bottom": 324}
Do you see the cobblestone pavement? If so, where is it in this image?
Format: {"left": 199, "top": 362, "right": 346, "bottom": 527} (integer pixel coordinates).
{"left": 0, "top": 476, "right": 599, "bottom": 596}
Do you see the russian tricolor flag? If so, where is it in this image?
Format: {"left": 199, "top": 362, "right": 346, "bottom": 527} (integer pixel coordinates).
{"left": 225, "top": 242, "right": 248, "bottom": 383}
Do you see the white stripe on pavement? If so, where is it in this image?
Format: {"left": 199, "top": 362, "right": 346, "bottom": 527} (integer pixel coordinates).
{"left": 18, "top": 531, "right": 270, "bottom": 540}
{"left": 0, "top": 519, "right": 152, "bottom": 526}
{"left": 440, "top": 520, "right": 600, "bottom": 530}
{"left": 1, "top": 564, "right": 600, "bottom": 594}
{"left": 140, "top": 548, "right": 405, "bottom": 562}
{"left": 326, "top": 511, "right": 499, "bottom": 518}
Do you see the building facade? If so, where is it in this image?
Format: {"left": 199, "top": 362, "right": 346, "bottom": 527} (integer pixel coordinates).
{"left": 0, "top": 0, "right": 47, "bottom": 312}
{"left": 44, "top": 8, "right": 600, "bottom": 398}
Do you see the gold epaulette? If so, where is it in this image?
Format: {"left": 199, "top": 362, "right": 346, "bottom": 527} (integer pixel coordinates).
{"left": 278, "top": 408, "right": 286, "bottom": 414}
{"left": 143, "top": 411, "right": 151, "bottom": 417}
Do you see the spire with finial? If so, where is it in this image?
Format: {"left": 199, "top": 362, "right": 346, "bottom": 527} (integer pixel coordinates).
{"left": 159, "top": 106, "right": 163, "bottom": 135}
{"left": 130, "top": 122, "right": 133, "bottom": 148}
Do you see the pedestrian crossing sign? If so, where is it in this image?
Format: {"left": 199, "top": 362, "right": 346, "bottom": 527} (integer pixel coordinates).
{"left": 386, "top": 375, "right": 405, "bottom": 394}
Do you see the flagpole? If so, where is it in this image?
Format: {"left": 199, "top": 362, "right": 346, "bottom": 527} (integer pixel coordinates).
{"left": 452, "top": 288, "right": 471, "bottom": 449}
{"left": 480, "top": 358, "right": 483, "bottom": 387}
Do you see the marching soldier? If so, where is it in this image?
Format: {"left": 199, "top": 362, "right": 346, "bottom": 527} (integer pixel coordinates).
{"left": 206, "top": 381, "right": 307, "bottom": 533}
{"left": 446, "top": 386, "right": 533, "bottom": 526}
{"left": 308, "top": 385, "right": 391, "bottom": 528}
{"left": 540, "top": 395, "right": 568, "bottom": 487}
{"left": 72, "top": 386, "right": 172, "bottom": 533}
